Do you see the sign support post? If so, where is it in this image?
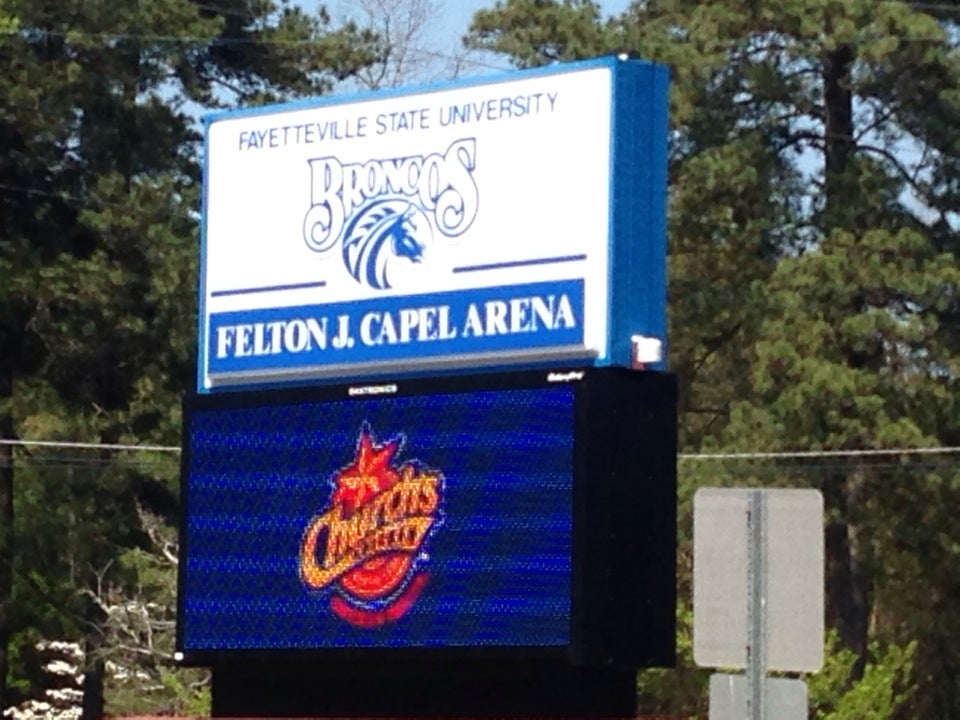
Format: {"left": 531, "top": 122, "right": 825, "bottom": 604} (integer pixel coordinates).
{"left": 746, "top": 490, "right": 767, "bottom": 720}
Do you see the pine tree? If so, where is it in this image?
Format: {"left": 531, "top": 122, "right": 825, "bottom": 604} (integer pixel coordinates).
{"left": 0, "top": 0, "right": 377, "bottom": 709}
{"left": 467, "top": 1, "right": 960, "bottom": 715}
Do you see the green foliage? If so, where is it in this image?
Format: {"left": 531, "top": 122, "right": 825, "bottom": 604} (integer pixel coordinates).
{"left": 159, "top": 667, "right": 212, "bottom": 717}
{"left": 467, "top": 0, "right": 616, "bottom": 68}
{"left": 809, "top": 631, "right": 917, "bottom": 719}
{"left": 186, "top": 0, "right": 379, "bottom": 106}
{"left": 731, "top": 225, "right": 959, "bottom": 453}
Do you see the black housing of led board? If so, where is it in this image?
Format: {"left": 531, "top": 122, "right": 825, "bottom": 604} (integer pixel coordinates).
{"left": 176, "top": 366, "right": 677, "bottom": 670}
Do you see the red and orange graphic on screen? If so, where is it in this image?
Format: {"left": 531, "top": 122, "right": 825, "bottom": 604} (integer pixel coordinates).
{"left": 299, "top": 424, "right": 443, "bottom": 627}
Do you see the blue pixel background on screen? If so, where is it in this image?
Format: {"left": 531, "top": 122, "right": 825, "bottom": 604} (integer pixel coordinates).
{"left": 181, "top": 386, "right": 575, "bottom": 651}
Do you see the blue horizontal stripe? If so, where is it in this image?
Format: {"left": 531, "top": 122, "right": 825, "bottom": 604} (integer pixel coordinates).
{"left": 453, "top": 254, "right": 587, "bottom": 273}
{"left": 211, "top": 281, "right": 326, "bottom": 298}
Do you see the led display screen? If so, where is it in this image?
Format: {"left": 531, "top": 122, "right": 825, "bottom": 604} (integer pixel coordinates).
{"left": 178, "top": 381, "right": 575, "bottom": 655}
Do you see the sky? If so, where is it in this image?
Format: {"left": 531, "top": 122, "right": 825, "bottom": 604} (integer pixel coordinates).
{"left": 326, "top": 0, "right": 636, "bottom": 86}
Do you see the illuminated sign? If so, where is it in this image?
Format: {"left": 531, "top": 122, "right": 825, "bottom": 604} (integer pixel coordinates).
{"left": 198, "top": 57, "right": 669, "bottom": 390}
{"left": 176, "top": 368, "right": 677, "bottom": 668}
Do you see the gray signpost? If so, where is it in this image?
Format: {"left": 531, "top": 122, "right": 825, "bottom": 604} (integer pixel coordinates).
{"left": 693, "top": 488, "right": 824, "bottom": 720}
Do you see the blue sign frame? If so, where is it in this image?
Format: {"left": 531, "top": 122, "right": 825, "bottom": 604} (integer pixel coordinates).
{"left": 198, "top": 57, "right": 668, "bottom": 391}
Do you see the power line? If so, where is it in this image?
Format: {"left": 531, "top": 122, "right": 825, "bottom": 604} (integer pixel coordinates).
{"left": 2, "top": 437, "right": 959, "bottom": 460}
{"left": 1, "top": 439, "right": 180, "bottom": 453}
{"left": 680, "top": 446, "right": 960, "bottom": 460}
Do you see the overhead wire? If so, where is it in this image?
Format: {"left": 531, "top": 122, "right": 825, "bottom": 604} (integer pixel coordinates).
{"left": 681, "top": 446, "right": 960, "bottom": 460}
{"left": 0, "top": 439, "right": 181, "bottom": 453}
{"left": 2, "top": 437, "right": 959, "bottom": 462}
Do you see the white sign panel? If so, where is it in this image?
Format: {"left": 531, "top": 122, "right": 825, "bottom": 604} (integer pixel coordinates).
{"left": 693, "top": 488, "right": 825, "bottom": 672}
{"left": 198, "top": 58, "right": 669, "bottom": 389}
{"left": 709, "top": 674, "right": 807, "bottom": 720}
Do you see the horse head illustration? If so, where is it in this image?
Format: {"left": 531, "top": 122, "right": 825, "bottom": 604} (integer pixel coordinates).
{"left": 383, "top": 207, "right": 425, "bottom": 263}
{"left": 342, "top": 201, "right": 431, "bottom": 290}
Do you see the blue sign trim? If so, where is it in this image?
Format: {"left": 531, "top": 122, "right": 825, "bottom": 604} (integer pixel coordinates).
{"left": 197, "top": 123, "right": 212, "bottom": 392}
{"left": 608, "top": 60, "right": 669, "bottom": 370}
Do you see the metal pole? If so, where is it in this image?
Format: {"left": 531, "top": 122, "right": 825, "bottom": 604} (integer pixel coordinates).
{"left": 745, "top": 490, "right": 767, "bottom": 720}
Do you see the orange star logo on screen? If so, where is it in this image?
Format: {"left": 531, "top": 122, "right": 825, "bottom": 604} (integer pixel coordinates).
{"left": 299, "top": 424, "right": 443, "bottom": 627}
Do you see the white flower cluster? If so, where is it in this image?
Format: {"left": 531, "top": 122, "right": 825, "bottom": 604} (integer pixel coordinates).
{"left": 2, "top": 700, "right": 81, "bottom": 720}
{"left": 2, "top": 641, "right": 84, "bottom": 720}
{"left": 35, "top": 642, "right": 83, "bottom": 661}
{"left": 105, "top": 660, "right": 152, "bottom": 683}
{"left": 44, "top": 660, "right": 78, "bottom": 678}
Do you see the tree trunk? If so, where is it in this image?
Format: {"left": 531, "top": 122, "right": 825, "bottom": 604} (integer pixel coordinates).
{"left": 80, "top": 657, "right": 104, "bottom": 720}
{"left": 0, "top": 367, "right": 14, "bottom": 710}
{"left": 822, "top": 44, "right": 873, "bottom": 680}
{"left": 823, "top": 472, "right": 871, "bottom": 679}
{"left": 823, "top": 44, "right": 855, "bottom": 224}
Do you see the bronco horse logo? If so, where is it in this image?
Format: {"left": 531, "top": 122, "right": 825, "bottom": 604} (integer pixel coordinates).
{"left": 341, "top": 201, "right": 430, "bottom": 290}
{"left": 301, "top": 139, "right": 479, "bottom": 290}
